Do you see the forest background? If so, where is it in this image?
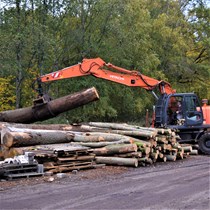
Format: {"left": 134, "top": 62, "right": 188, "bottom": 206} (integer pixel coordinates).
{"left": 0, "top": 0, "right": 209, "bottom": 124}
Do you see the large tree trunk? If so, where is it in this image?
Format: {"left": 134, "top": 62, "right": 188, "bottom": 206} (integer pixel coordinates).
{"left": 0, "top": 87, "right": 99, "bottom": 123}
{"left": 2, "top": 129, "right": 74, "bottom": 148}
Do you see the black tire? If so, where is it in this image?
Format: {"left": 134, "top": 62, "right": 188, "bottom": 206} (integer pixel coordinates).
{"left": 198, "top": 133, "right": 210, "bottom": 155}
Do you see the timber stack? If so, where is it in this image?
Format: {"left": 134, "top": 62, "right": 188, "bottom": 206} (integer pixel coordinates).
{"left": 0, "top": 122, "right": 198, "bottom": 173}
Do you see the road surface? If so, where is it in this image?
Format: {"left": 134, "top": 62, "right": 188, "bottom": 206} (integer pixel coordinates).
{"left": 0, "top": 155, "right": 209, "bottom": 209}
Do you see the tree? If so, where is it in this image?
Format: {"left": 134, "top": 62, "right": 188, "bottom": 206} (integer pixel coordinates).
{"left": 185, "top": 0, "right": 210, "bottom": 99}
{"left": 0, "top": 77, "right": 16, "bottom": 111}
{"left": 0, "top": 0, "right": 209, "bottom": 123}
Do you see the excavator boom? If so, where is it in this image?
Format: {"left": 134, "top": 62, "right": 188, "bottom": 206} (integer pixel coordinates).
{"left": 38, "top": 57, "right": 175, "bottom": 95}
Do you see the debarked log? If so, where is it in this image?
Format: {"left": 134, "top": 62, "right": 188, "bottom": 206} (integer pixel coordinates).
{"left": 0, "top": 87, "right": 99, "bottom": 123}
{"left": 95, "top": 156, "right": 138, "bottom": 167}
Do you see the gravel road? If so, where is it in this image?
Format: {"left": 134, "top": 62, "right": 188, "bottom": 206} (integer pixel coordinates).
{"left": 0, "top": 155, "right": 209, "bottom": 210}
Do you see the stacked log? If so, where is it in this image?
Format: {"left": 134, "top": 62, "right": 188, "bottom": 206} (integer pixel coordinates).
{"left": 72, "top": 122, "right": 198, "bottom": 166}
{"left": 0, "top": 122, "right": 198, "bottom": 172}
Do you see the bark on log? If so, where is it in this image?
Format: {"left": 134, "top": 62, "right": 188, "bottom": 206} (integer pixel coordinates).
{"left": 88, "top": 122, "right": 131, "bottom": 130}
{"left": 138, "top": 157, "right": 148, "bottom": 162}
{"left": 156, "top": 136, "right": 168, "bottom": 144}
{"left": 73, "top": 132, "right": 129, "bottom": 142}
{"left": 164, "top": 154, "right": 176, "bottom": 161}
{"left": 0, "top": 123, "right": 98, "bottom": 132}
{"left": 72, "top": 139, "right": 132, "bottom": 148}
{"left": 189, "top": 149, "right": 198, "bottom": 155}
{"left": 150, "top": 152, "right": 159, "bottom": 161}
{"left": 73, "top": 134, "right": 105, "bottom": 142}
{"left": 138, "top": 157, "right": 153, "bottom": 165}
{"left": 138, "top": 147, "right": 151, "bottom": 155}
{"left": 95, "top": 156, "right": 138, "bottom": 167}
{"left": 182, "top": 146, "right": 193, "bottom": 153}
{"left": 89, "top": 122, "right": 158, "bottom": 132}
{"left": 82, "top": 132, "right": 133, "bottom": 142}
{"left": 116, "top": 152, "right": 142, "bottom": 158}
{"left": 92, "top": 144, "right": 137, "bottom": 155}
{"left": 0, "top": 87, "right": 99, "bottom": 123}
{"left": 2, "top": 129, "right": 74, "bottom": 148}
{"left": 88, "top": 122, "right": 157, "bottom": 138}
{"left": 107, "top": 129, "right": 156, "bottom": 139}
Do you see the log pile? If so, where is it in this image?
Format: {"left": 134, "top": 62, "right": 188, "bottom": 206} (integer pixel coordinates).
{"left": 0, "top": 122, "right": 197, "bottom": 173}
{"left": 68, "top": 122, "right": 197, "bottom": 167}
{"left": 0, "top": 127, "right": 99, "bottom": 173}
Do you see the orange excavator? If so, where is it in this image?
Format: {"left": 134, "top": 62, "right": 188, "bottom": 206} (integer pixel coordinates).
{"left": 33, "top": 57, "right": 210, "bottom": 154}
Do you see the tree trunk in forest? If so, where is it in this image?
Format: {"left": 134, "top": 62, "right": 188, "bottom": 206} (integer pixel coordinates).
{"left": 0, "top": 87, "right": 99, "bottom": 123}
{"left": 15, "top": 0, "right": 22, "bottom": 109}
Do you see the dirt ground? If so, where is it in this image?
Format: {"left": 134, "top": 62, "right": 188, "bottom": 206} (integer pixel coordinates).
{"left": 0, "top": 155, "right": 210, "bottom": 210}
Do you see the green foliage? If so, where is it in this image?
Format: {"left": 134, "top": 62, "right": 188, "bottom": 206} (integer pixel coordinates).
{"left": 0, "top": 0, "right": 209, "bottom": 123}
{"left": 0, "top": 77, "right": 16, "bottom": 111}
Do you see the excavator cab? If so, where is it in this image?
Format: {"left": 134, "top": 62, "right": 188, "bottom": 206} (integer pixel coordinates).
{"left": 155, "top": 93, "right": 204, "bottom": 127}
{"left": 159, "top": 93, "right": 210, "bottom": 155}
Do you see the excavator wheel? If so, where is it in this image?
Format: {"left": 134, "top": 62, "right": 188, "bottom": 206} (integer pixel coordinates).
{"left": 198, "top": 132, "right": 210, "bottom": 155}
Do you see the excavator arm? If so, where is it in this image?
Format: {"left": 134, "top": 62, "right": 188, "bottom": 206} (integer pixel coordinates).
{"left": 35, "top": 57, "right": 175, "bottom": 99}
